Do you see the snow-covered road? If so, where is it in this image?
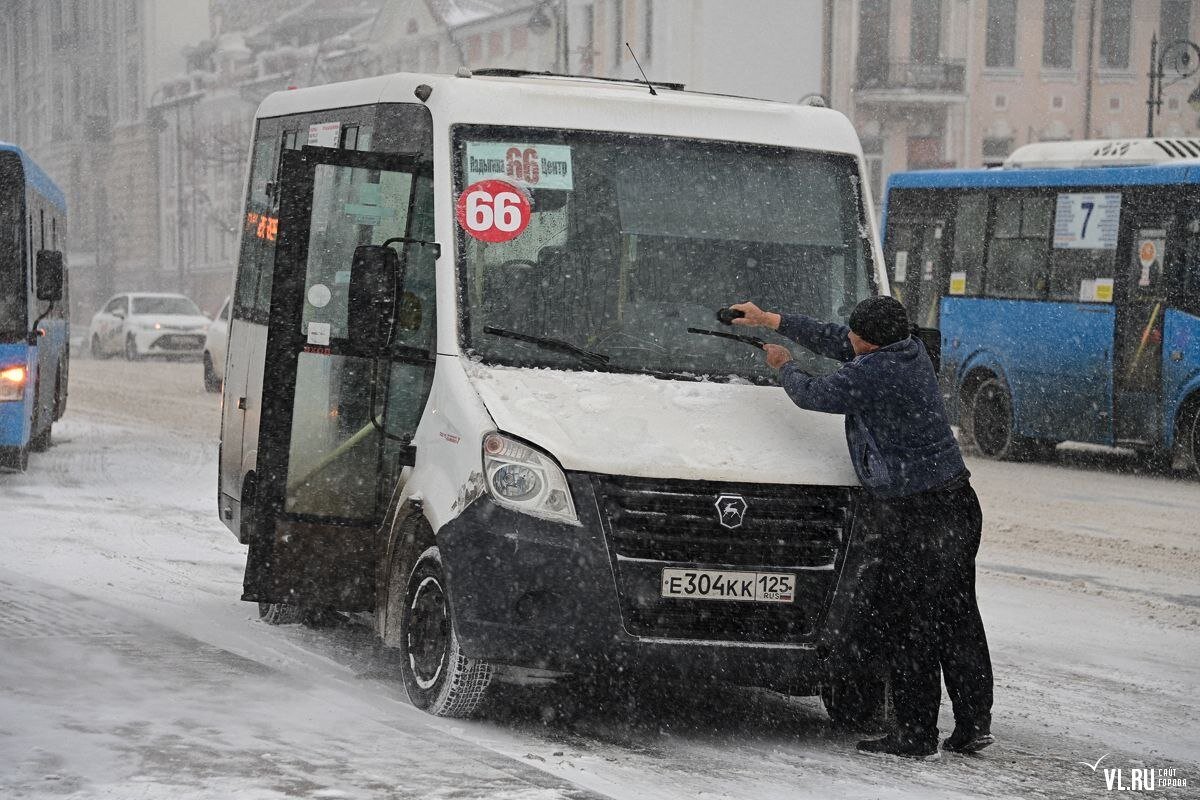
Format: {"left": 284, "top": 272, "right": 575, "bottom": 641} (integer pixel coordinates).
{"left": 1, "top": 360, "right": 1197, "bottom": 799}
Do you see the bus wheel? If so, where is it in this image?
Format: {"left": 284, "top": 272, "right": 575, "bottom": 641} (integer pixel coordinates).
{"left": 258, "top": 602, "right": 302, "bottom": 625}
{"left": 124, "top": 336, "right": 141, "bottom": 361}
{"left": 395, "top": 547, "right": 494, "bottom": 717}
{"left": 969, "top": 378, "right": 1023, "bottom": 460}
{"left": 1188, "top": 404, "right": 1200, "bottom": 481}
{"left": 203, "top": 353, "right": 221, "bottom": 393}
{"left": 821, "top": 675, "right": 891, "bottom": 731}
{"left": 90, "top": 335, "right": 105, "bottom": 359}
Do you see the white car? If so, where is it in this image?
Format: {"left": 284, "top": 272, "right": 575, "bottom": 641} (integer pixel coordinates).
{"left": 88, "top": 293, "right": 210, "bottom": 361}
{"left": 203, "top": 297, "right": 230, "bottom": 392}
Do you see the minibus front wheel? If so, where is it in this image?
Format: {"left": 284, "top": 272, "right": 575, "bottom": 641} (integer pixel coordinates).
{"left": 394, "top": 546, "right": 494, "bottom": 717}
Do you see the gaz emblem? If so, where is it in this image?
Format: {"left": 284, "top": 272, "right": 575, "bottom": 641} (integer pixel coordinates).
{"left": 714, "top": 494, "right": 748, "bottom": 530}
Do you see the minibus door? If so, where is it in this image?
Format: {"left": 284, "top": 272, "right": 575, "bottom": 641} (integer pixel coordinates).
{"left": 243, "top": 146, "right": 427, "bottom": 610}
{"left": 885, "top": 218, "right": 947, "bottom": 330}
{"left": 1114, "top": 217, "right": 1172, "bottom": 444}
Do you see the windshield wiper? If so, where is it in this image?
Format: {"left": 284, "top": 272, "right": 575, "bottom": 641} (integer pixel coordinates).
{"left": 686, "top": 327, "right": 815, "bottom": 377}
{"left": 482, "top": 326, "right": 611, "bottom": 368}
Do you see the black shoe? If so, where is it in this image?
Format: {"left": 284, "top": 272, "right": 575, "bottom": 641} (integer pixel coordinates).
{"left": 856, "top": 734, "right": 940, "bottom": 761}
{"left": 942, "top": 723, "right": 995, "bottom": 754}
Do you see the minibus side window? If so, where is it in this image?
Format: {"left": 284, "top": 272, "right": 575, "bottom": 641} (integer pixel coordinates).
{"left": 233, "top": 133, "right": 280, "bottom": 320}
{"left": 1180, "top": 222, "right": 1200, "bottom": 317}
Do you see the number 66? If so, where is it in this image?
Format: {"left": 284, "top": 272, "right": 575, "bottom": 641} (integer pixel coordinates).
{"left": 465, "top": 189, "right": 523, "bottom": 232}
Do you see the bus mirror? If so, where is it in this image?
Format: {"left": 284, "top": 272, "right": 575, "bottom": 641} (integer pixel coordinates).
{"left": 35, "top": 250, "right": 64, "bottom": 302}
{"left": 915, "top": 327, "right": 941, "bottom": 373}
{"left": 349, "top": 244, "right": 401, "bottom": 354}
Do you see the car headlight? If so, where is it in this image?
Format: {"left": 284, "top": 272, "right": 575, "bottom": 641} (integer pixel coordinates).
{"left": 0, "top": 365, "right": 27, "bottom": 401}
{"left": 482, "top": 433, "right": 579, "bottom": 526}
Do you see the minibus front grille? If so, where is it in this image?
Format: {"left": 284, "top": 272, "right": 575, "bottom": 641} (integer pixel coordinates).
{"left": 593, "top": 476, "right": 856, "bottom": 643}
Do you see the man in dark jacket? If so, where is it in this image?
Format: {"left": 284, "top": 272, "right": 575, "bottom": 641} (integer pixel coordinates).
{"left": 731, "top": 296, "right": 994, "bottom": 760}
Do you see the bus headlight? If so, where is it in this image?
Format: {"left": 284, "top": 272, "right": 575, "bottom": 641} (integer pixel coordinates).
{"left": 482, "top": 433, "right": 579, "bottom": 526}
{"left": 0, "top": 366, "right": 27, "bottom": 401}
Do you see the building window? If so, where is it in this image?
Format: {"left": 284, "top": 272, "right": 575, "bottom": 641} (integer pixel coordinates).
{"left": 857, "top": 0, "right": 891, "bottom": 87}
{"left": 986, "top": 0, "right": 1017, "bottom": 68}
{"left": 1099, "top": 0, "right": 1131, "bottom": 68}
{"left": 644, "top": 0, "right": 653, "bottom": 61}
{"left": 910, "top": 0, "right": 941, "bottom": 64}
{"left": 1052, "top": 95, "right": 1065, "bottom": 109}
{"left": 582, "top": 3, "right": 595, "bottom": 73}
{"left": 1161, "top": 0, "right": 1191, "bottom": 43}
{"left": 1043, "top": 0, "right": 1075, "bottom": 69}
{"left": 982, "top": 137, "right": 1013, "bottom": 165}
{"left": 994, "top": 93, "right": 1008, "bottom": 109}
{"left": 406, "top": 18, "right": 418, "bottom": 34}
{"left": 1109, "top": 95, "right": 1121, "bottom": 110}
{"left": 613, "top": 0, "right": 624, "bottom": 66}
{"left": 488, "top": 30, "right": 505, "bottom": 59}
{"left": 467, "top": 34, "right": 482, "bottom": 63}
{"left": 511, "top": 25, "right": 528, "bottom": 51}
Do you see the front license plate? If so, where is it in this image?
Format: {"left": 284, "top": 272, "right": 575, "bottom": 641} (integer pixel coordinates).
{"left": 660, "top": 568, "right": 795, "bottom": 603}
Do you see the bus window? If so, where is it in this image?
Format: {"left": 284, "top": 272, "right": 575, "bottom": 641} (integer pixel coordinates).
{"left": 1179, "top": 222, "right": 1200, "bottom": 316}
{"left": 950, "top": 193, "right": 987, "bottom": 296}
{"left": 1049, "top": 247, "right": 1117, "bottom": 302}
{"left": 984, "top": 195, "right": 1051, "bottom": 299}
{"left": 234, "top": 134, "right": 280, "bottom": 319}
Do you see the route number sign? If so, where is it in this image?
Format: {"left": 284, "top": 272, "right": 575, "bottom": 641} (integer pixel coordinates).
{"left": 1054, "top": 192, "right": 1121, "bottom": 249}
{"left": 456, "top": 179, "right": 531, "bottom": 243}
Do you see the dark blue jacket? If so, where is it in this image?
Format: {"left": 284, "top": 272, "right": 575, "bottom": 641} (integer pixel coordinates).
{"left": 776, "top": 313, "right": 967, "bottom": 499}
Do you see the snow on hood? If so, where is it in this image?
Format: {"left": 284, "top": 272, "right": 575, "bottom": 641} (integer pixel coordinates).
{"left": 466, "top": 364, "right": 859, "bottom": 486}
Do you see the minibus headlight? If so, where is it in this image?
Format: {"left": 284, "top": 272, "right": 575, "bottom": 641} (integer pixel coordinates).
{"left": 482, "top": 433, "right": 579, "bottom": 526}
{"left": 0, "top": 365, "right": 27, "bottom": 401}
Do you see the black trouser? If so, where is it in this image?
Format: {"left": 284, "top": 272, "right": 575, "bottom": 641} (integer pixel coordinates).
{"left": 869, "top": 479, "right": 993, "bottom": 747}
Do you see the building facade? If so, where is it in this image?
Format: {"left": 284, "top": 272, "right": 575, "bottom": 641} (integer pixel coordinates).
{"left": 826, "top": 0, "right": 1200, "bottom": 208}
{"left": 0, "top": 0, "right": 207, "bottom": 324}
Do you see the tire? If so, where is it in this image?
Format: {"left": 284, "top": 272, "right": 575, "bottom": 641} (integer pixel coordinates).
{"left": 821, "top": 675, "right": 892, "bottom": 731}
{"left": 1187, "top": 403, "right": 1200, "bottom": 481}
{"left": 0, "top": 446, "right": 29, "bottom": 472}
{"left": 258, "top": 602, "right": 303, "bottom": 625}
{"left": 28, "top": 384, "right": 51, "bottom": 453}
{"left": 394, "top": 546, "right": 494, "bottom": 717}
{"left": 124, "top": 336, "right": 140, "bottom": 361}
{"left": 29, "top": 425, "right": 51, "bottom": 453}
{"left": 90, "top": 334, "right": 105, "bottom": 359}
{"left": 203, "top": 352, "right": 221, "bottom": 393}
{"left": 966, "top": 377, "right": 1054, "bottom": 461}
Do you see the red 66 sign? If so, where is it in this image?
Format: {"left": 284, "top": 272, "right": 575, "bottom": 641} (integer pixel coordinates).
{"left": 456, "top": 179, "right": 531, "bottom": 243}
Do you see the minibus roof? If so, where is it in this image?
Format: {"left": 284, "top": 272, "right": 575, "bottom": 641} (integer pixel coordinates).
{"left": 255, "top": 71, "right": 864, "bottom": 158}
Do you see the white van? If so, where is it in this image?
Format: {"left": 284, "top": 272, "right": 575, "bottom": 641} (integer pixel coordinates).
{"left": 218, "top": 70, "right": 890, "bottom": 719}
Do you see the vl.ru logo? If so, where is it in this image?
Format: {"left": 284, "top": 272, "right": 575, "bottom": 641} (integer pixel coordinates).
{"left": 1080, "top": 755, "right": 1188, "bottom": 791}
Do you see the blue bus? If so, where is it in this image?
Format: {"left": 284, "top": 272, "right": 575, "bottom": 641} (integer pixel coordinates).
{"left": 882, "top": 138, "right": 1200, "bottom": 478}
{"left": 0, "top": 143, "right": 68, "bottom": 473}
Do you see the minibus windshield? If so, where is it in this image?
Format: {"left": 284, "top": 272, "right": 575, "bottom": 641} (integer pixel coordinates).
{"left": 456, "top": 126, "right": 874, "bottom": 381}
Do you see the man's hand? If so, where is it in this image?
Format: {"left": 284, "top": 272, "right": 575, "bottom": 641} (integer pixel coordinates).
{"left": 764, "top": 343, "right": 793, "bottom": 369}
{"left": 730, "top": 302, "right": 781, "bottom": 330}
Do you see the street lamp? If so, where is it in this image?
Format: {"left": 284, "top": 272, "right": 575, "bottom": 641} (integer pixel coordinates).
{"left": 1146, "top": 33, "right": 1200, "bottom": 137}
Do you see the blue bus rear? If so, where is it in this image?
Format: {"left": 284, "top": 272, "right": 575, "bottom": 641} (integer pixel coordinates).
{"left": 881, "top": 145, "right": 1200, "bottom": 477}
{"left": 0, "top": 144, "right": 69, "bottom": 472}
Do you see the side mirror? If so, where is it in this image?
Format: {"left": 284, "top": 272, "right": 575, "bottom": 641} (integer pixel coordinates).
{"left": 915, "top": 327, "right": 941, "bottom": 374}
{"left": 348, "top": 244, "right": 402, "bottom": 355}
{"left": 36, "top": 250, "right": 64, "bottom": 302}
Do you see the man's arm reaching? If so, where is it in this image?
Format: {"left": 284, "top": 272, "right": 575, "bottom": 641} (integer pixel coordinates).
{"left": 776, "top": 359, "right": 868, "bottom": 415}
{"left": 730, "top": 302, "right": 856, "bottom": 363}
{"left": 775, "top": 313, "right": 856, "bottom": 363}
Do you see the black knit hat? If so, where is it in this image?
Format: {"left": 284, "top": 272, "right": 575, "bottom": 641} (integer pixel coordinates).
{"left": 849, "top": 296, "right": 910, "bottom": 347}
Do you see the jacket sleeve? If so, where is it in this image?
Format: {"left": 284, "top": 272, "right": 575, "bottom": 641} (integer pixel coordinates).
{"left": 776, "top": 313, "right": 856, "bottom": 362}
{"left": 777, "top": 359, "right": 870, "bottom": 415}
